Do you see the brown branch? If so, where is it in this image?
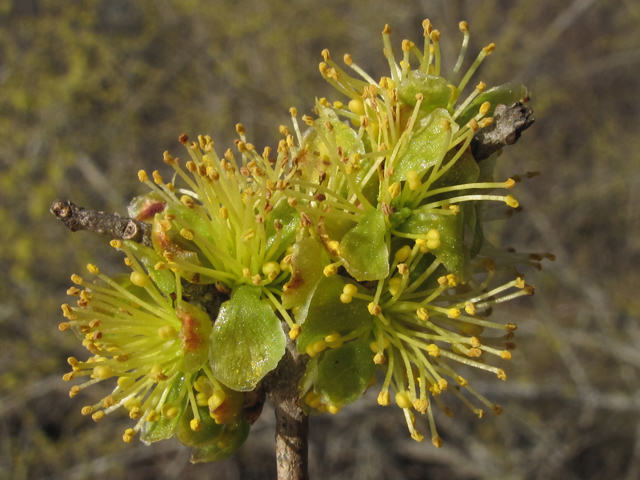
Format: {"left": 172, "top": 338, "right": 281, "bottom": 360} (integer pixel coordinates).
{"left": 50, "top": 200, "right": 153, "bottom": 247}
{"left": 265, "top": 325, "right": 309, "bottom": 480}
{"left": 471, "top": 102, "right": 535, "bottom": 161}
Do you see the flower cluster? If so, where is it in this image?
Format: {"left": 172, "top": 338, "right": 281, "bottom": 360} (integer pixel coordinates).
{"left": 279, "top": 20, "right": 545, "bottom": 446}
{"left": 60, "top": 19, "right": 550, "bottom": 459}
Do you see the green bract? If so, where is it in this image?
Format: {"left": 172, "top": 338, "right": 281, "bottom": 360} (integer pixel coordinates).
{"left": 391, "top": 108, "right": 457, "bottom": 182}
{"left": 210, "top": 286, "right": 286, "bottom": 391}
{"left": 314, "top": 339, "right": 376, "bottom": 407}
{"left": 339, "top": 209, "right": 389, "bottom": 281}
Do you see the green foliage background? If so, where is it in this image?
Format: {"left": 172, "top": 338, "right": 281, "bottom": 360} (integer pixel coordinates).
{"left": 1, "top": 0, "right": 639, "bottom": 478}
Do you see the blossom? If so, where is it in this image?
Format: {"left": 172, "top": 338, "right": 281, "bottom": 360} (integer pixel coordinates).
{"left": 60, "top": 246, "right": 250, "bottom": 458}
{"left": 278, "top": 20, "right": 545, "bottom": 446}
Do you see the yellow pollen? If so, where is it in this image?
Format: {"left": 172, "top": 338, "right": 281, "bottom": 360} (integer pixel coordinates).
{"left": 92, "top": 411, "right": 105, "bottom": 422}
{"left": 208, "top": 390, "right": 226, "bottom": 411}
{"left": 92, "top": 366, "right": 114, "bottom": 379}
{"left": 395, "top": 392, "right": 413, "bottom": 409}
{"left": 500, "top": 351, "right": 512, "bottom": 360}
{"left": 483, "top": 43, "right": 496, "bottom": 54}
{"left": 339, "top": 293, "right": 353, "bottom": 304}
{"left": 406, "top": 170, "right": 421, "bottom": 190}
{"left": 86, "top": 264, "right": 100, "bottom": 275}
{"left": 377, "top": 391, "right": 390, "bottom": 406}
{"left": 110, "top": 240, "right": 122, "bottom": 249}
{"left": 158, "top": 325, "right": 177, "bottom": 340}
{"left": 464, "top": 302, "right": 477, "bottom": 315}
{"left": 123, "top": 428, "right": 135, "bottom": 443}
{"left": 413, "top": 399, "right": 428, "bottom": 413}
{"left": 323, "top": 264, "right": 338, "bottom": 277}
{"left": 130, "top": 271, "right": 149, "bottom": 288}
{"left": 426, "top": 344, "right": 440, "bottom": 357}
{"left": 289, "top": 324, "right": 302, "bottom": 340}
{"left": 138, "top": 170, "right": 149, "bottom": 183}
{"left": 416, "top": 308, "right": 429, "bottom": 321}
{"left": 395, "top": 245, "right": 412, "bottom": 262}
{"left": 190, "top": 418, "right": 202, "bottom": 431}
{"left": 373, "top": 353, "right": 386, "bottom": 364}
{"left": 348, "top": 99, "right": 365, "bottom": 116}
{"left": 448, "top": 308, "right": 461, "bottom": 318}
{"left": 496, "top": 369, "right": 507, "bottom": 381}
{"left": 368, "top": 302, "right": 382, "bottom": 315}
{"left": 505, "top": 195, "right": 519, "bottom": 208}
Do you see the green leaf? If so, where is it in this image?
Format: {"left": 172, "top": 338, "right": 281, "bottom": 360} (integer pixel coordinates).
{"left": 298, "top": 356, "right": 319, "bottom": 400}
{"left": 177, "top": 301, "right": 213, "bottom": 374}
{"left": 456, "top": 82, "right": 528, "bottom": 127}
{"left": 398, "top": 209, "right": 471, "bottom": 282}
{"left": 296, "top": 275, "right": 371, "bottom": 353}
{"left": 339, "top": 209, "right": 389, "bottom": 281}
{"left": 314, "top": 339, "right": 376, "bottom": 407}
{"left": 469, "top": 202, "right": 485, "bottom": 259}
{"left": 265, "top": 197, "right": 300, "bottom": 262}
{"left": 391, "top": 109, "right": 458, "bottom": 182}
{"left": 176, "top": 403, "right": 223, "bottom": 448}
{"left": 123, "top": 240, "right": 176, "bottom": 295}
{"left": 140, "top": 373, "right": 188, "bottom": 444}
{"left": 398, "top": 70, "right": 452, "bottom": 113}
{"left": 209, "top": 286, "right": 286, "bottom": 391}
{"left": 189, "top": 419, "right": 250, "bottom": 463}
{"left": 281, "top": 237, "right": 326, "bottom": 310}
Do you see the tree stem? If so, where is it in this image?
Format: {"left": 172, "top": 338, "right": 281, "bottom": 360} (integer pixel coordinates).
{"left": 266, "top": 326, "right": 309, "bottom": 480}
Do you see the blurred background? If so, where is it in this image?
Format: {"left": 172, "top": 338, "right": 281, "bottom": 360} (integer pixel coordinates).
{"left": 1, "top": 0, "right": 639, "bottom": 478}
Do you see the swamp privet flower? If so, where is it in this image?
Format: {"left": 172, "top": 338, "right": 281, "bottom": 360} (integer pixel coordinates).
{"left": 60, "top": 18, "right": 549, "bottom": 459}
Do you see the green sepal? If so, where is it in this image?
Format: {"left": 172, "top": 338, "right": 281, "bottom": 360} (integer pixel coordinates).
{"left": 398, "top": 210, "right": 471, "bottom": 282}
{"left": 189, "top": 419, "right": 250, "bottom": 463}
{"left": 281, "top": 237, "right": 326, "bottom": 310}
{"left": 339, "top": 209, "right": 389, "bottom": 281}
{"left": 177, "top": 301, "right": 213, "bottom": 374}
{"left": 265, "top": 197, "right": 300, "bottom": 262}
{"left": 123, "top": 240, "right": 176, "bottom": 295}
{"left": 209, "top": 286, "right": 286, "bottom": 391}
{"left": 456, "top": 82, "right": 528, "bottom": 127}
{"left": 140, "top": 373, "right": 189, "bottom": 444}
{"left": 296, "top": 275, "right": 371, "bottom": 354}
{"left": 314, "top": 339, "right": 376, "bottom": 408}
{"left": 391, "top": 108, "right": 458, "bottom": 182}
{"left": 398, "top": 70, "right": 452, "bottom": 113}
